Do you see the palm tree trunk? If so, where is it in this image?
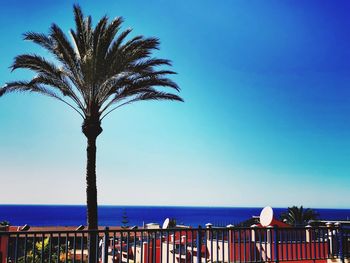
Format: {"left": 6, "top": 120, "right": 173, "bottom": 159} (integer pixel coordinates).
{"left": 86, "top": 134, "right": 98, "bottom": 229}
{"left": 86, "top": 134, "right": 98, "bottom": 263}
{"left": 83, "top": 116, "right": 103, "bottom": 263}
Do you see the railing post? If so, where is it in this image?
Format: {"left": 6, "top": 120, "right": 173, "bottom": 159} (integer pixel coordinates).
{"left": 274, "top": 226, "right": 279, "bottom": 263}
{"left": 251, "top": 224, "right": 258, "bottom": 263}
{"left": 251, "top": 224, "right": 257, "bottom": 242}
{"left": 335, "top": 223, "right": 344, "bottom": 263}
{"left": 305, "top": 225, "right": 312, "bottom": 243}
{"left": 305, "top": 225, "right": 312, "bottom": 260}
{"left": 102, "top": 227, "right": 109, "bottom": 263}
{"left": 197, "top": 226, "right": 202, "bottom": 263}
{"left": 267, "top": 226, "right": 273, "bottom": 260}
{"left": 227, "top": 224, "right": 235, "bottom": 262}
{"left": 326, "top": 222, "right": 334, "bottom": 256}
{"left": 205, "top": 223, "right": 212, "bottom": 241}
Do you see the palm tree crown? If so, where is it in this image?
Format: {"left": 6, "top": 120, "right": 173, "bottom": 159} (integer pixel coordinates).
{"left": 280, "top": 206, "right": 319, "bottom": 226}
{"left": 0, "top": 5, "right": 182, "bottom": 127}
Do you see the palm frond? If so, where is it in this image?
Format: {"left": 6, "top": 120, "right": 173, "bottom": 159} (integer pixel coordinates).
{"left": 97, "top": 70, "right": 179, "bottom": 108}
{"left": 130, "top": 58, "right": 172, "bottom": 72}
{"left": 72, "top": 4, "right": 87, "bottom": 57}
{"left": 121, "top": 37, "right": 160, "bottom": 63}
{"left": 102, "top": 17, "right": 123, "bottom": 55}
{"left": 91, "top": 15, "right": 109, "bottom": 89}
{"left": 123, "top": 75, "right": 180, "bottom": 92}
{"left": 93, "top": 17, "right": 124, "bottom": 86}
{"left": 105, "top": 28, "right": 132, "bottom": 63}
{"left": 29, "top": 74, "right": 70, "bottom": 95}
{"left": 23, "top": 32, "right": 54, "bottom": 51}
{"left": 29, "top": 74, "right": 86, "bottom": 112}
{"left": 10, "top": 54, "right": 86, "bottom": 112}
{"left": 101, "top": 90, "right": 183, "bottom": 119}
{"left": 11, "top": 54, "right": 61, "bottom": 75}
{"left": 0, "top": 81, "right": 84, "bottom": 118}
{"left": 123, "top": 36, "right": 160, "bottom": 52}
{"left": 49, "top": 24, "right": 80, "bottom": 74}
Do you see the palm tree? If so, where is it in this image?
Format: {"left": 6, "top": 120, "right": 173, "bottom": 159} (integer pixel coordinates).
{"left": 0, "top": 5, "right": 182, "bottom": 260}
{"left": 280, "top": 206, "right": 319, "bottom": 226}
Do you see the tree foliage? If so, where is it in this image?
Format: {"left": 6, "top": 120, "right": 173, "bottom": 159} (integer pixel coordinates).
{"left": 280, "top": 206, "right": 319, "bottom": 226}
{"left": 168, "top": 218, "right": 177, "bottom": 228}
{"left": 18, "top": 237, "right": 62, "bottom": 263}
{"left": 0, "top": 5, "right": 183, "bottom": 119}
{"left": 121, "top": 209, "right": 129, "bottom": 229}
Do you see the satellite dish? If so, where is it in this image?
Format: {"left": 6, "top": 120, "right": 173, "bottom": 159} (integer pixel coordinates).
{"left": 260, "top": 206, "right": 274, "bottom": 227}
{"left": 162, "top": 218, "right": 170, "bottom": 229}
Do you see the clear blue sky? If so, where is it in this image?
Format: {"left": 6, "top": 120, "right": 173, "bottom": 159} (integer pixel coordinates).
{"left": 0, "top": 0, "right": 349, "bottom": 208}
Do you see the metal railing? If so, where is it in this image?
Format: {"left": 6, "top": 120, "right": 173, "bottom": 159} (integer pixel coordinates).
{"left": 0, "top": 225, "right": 349, "bottom": 263}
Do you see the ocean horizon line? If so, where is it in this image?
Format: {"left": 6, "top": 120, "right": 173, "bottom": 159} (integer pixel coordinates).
{"left": 1, "top": 204, "right": 350, "bottom": 210}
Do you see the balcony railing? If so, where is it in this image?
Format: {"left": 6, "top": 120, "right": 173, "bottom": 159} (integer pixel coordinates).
{"left": 0, "top": 225, "right": 349, "bottom": 263}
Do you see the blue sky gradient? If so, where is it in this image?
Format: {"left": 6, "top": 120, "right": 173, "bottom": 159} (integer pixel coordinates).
{"left": 0, "top": 0, "right": 349, "bottom": 208}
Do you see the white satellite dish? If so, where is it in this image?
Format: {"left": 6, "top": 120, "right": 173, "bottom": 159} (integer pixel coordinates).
{"left": 162, "top": 218, "right": 170, "bottom": 229}
{"left": 260, "top": 206, "right": 274, "bottom": 227}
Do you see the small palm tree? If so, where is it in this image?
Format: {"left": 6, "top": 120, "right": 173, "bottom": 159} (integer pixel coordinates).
{"left": 280, "top": 206, "right": 319, "bottom": 226}
{"left": 0, "top": 5, "right": 182, "bottom": 260}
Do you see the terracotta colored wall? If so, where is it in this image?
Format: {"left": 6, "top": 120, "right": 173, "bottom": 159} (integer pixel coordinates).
{"left": 0, "top": 231, "right": 9, "bottom": 263}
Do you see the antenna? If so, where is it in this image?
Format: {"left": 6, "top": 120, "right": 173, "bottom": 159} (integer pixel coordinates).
{"left": 76, "top": 225, "right": 85, "bottom": 231}
{"left": 19, "top": 224, "right": 30, "bottom": 231}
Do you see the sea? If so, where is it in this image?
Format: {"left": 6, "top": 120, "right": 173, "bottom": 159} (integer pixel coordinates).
{"left": 0, "top": 205, "right": 349, "bottom": 227}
